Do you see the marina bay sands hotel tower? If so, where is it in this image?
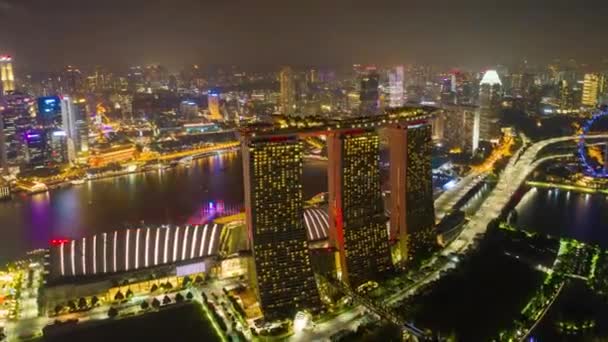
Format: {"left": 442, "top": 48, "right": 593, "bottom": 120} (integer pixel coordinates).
{"left": 240, "top": 107, "right": 436, "bottom": 319}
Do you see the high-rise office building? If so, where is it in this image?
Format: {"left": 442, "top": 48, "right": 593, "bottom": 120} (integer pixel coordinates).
{"left": 388, "top": 124, "right": 436, "bottom": 266}
{"left": 388, "top": 66, "right": 404, "bottom": 108}
{"left": 73, "top": 98, "right": 89, "bottom": 154}
{"left": 280, "top": 67, "right": 296, "bottom": 116}
{"left": 207, "top": 89, "right": 223, "bottom": 121}
{"left": 37, "top": 96, "right": 62, "bottom": 128}
{"left": 242, "top": 136, "right": 321, "bottom": 320}
{"left": 359, "top": 71, "right": 380, "bottom": 114}
{"left": 62, "top": 65, "right": 83, "bottom": 94}
{"left": 582, "top": 73, "right": 605, "bottom": 107}
{"left": 442, "top": 105, "right": 477, "bottom": 153}
{"left": 180, "top": 100, "right": 199, "bottom": 121}
{"left": 60, "top": 97, "right": 77, "bottom": 162}
{"left": 328, "top": 130, "right": 392, "bottom": 286}
{"left": 60, "top": 96, "right": 88, "bottom": 162}
{"left": 23, "top": 129, "right": 47, "bottom": 166}
{"left": 0, "top": 108, "right": 6, "bottom": 175}
{"left": 49, "top": 130, "right": 68, "bottom": 164}
{"left": 0, "top": 56, "right": 15, "bottom": 95}
{"left": 477, "top": 70, "right": 503, "bottom": 145}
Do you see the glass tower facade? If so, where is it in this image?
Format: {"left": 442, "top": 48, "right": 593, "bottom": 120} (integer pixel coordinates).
{"left": 242, "top": 136, "right": 321, "bottom": 320}
{"left": 328, "top": 130, "right": 392, "bottom": 287}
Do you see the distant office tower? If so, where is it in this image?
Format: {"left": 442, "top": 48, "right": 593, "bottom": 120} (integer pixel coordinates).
{"left": 242, "top": 136, "right": 321, "bottom": 320}
{"left": 559, "top": 80, "right": 573, "bottom": 111}
{"left": 582, "top": 73, "right": 605, "bottom": 107}
{"left": 478, "top": 70, "right": 503, "bottom": 145}
{"left": 328, "top": 130, "right": 392, "bottom": 286}
{"left": 180, "top": 100, "right": 199, "bottom": 121}
{"left": 207, "top": 89, "right": 223, "bottom": 121}
{"left": 442, "top": 105, "right": 477, "bottom": 153}
{"left": 388, "top": 123, "right": 436, "bottom": 265}
{"left": 61, "top": 96, "right": 89, "bottom": 162}
{"left": 73, "top": 98, "right": 89, "bottom": 154}
{"left": 280, "top": 67, "right": 296, "bottom": 116}
{"left": 388, "top": 66, "right": 404, "bottom": 108}
{"left": 62, "top": 65, "right": 83, "bottom": 94}
{"left": 432, "top": 111, "right": 446, "bottom": 141}
{"left": 0, "top": 56, "right": 15, "bottom": 95}
{"left": 61, "top": 97, "right": 77, "bottom": 162}
{"left": 359, "top": 71, "right": 380, "bottom": 114}
{"left": 0, "top": 111, "right": 6, "bottom": 175}
{"left": 37, "top": 96, "right": 62, "bottom": 128}
{"left": 49, "top": 130, "right": 68, "bottom": 164}
{"left": 23, "top": 129, "right": 47, "bottom": 166}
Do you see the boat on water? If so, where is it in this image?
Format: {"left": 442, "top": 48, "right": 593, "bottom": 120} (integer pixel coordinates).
{"left": 70, "top": 179, "right": 86, "bottom": 185}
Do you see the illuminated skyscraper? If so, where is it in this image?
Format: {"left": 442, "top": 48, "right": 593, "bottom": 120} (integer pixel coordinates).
{"left": 0, "top": 56, "right": 15, "bottom": 95}
{"left": 62, "top": 65, "right": 83, "bottom": 94}
{"left": 280, "top": 67, "right": 296, "bottom": 116}
{"left": 0, "top": 109, "right": 6, "bottom": 175}
{"left": 207, "top": 89, "right": 223, "bottom": 121}
{"left": 477, "top": 70, "right": 503, "bottom": 145}
{"left": 582, "top": 73, "right": 604, "bottom": 107}
{"left": 359, "top": 71, "right": 380, "bottom": 114}
{"left": 388, "top": 123, "right": 436, "bottom": 266}
{"left": 61, "top": 97, "right": 89, "bottom": 161}
{"left": 387, "top": 66, "right": 404, "bottom": 108}
{"left": 328, "top": 130, "right": 392, "bottom": 286}
{"left": 60, "top": 97, "right": 77, "bottom": 162}
{"left": 242, "top": 136, "right": 321, "bottom": 320}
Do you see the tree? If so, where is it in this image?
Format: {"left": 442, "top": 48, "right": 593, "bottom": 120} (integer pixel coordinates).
{"left": 194, "top": 275, "right": 203, "bottom": 284}
{"left": 186, "top": 292, "right": 194, "bottom": 301}
{"left": 182, "top": 276, "right": 191, "bottom": 287}
{"left": 175, "top": 293, "right": 184, "bottom": 303}
{"left": 67, "top": 300, "right": 76, "bottom": 311}
{"left": 126, "top": 289, "right": 134, "bottom": 299}
{"left": 152, "top": 298, "right": 161, "bottom": 309}
{"left": 162, "top": 295, "right": 172, "bottom": 305}
{"left": 114, "top": 291, "right": 124, "bottom": 301}
{"left": 53, "top": 304, "right": 63, "bottom": 316}
{"left": 91, "top": 296, "right": 99, "bottom": 307}
{"left": 164, "top": 282, "right": 173, "bottom": 290}
{"left": 108, "top": 307, "right": 119, "bottom": 319}
{"left": 140, "top": 301, "right": 149, "bottom": 310}
{"left": 78, "top": 297, "right": 87, "bottom": 309}
{"left": 150, "top": 284, "right": 158, "bottom": 293}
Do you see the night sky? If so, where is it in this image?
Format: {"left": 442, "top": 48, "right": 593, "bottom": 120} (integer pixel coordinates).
{"left": 1, "top": 0, "right": 607, "bottom": 70}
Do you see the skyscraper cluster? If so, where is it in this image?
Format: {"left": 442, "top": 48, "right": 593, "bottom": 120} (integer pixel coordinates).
{"left": 241, "top": 108, "right": 436, "bottom": 320}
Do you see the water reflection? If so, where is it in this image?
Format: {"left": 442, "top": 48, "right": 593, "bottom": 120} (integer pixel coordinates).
{"left": 516, "top": 187, "right": 608, "bottom": 246}
{"left": 0, "top": 152, "right": 327, "bottom": 263}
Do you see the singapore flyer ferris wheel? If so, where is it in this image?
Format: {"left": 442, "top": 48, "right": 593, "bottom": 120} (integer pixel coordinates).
{"left": 578, "top": 109, "right": 608, "bottom": 178}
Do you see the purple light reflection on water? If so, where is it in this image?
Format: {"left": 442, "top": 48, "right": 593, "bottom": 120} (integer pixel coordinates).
{"left": 27, "top": 192, "right": 53, "bottom": 248}
{"left": 0, "top": 151, "right": 329, "bottom": 263}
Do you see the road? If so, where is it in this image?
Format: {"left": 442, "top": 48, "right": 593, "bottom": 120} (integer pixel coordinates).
{"left": 455, "top": 134, "right": 608, "bottom": 247}
{"left": 387, "top": 134, "right": 607, "bottom": 307}
{"left": 290, "top": 306, "right": 367, "bottom": 342}
{"left": 434, "top": 172, "right": 488, "bottom": 222}
{"left": 4, "top": 277, "right": 242, "bottom": 342}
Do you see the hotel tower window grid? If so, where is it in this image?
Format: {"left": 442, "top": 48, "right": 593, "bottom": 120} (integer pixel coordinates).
{"left": 405, "top": 124, "right": 436, "bottom": 263}
{"left": 242, "top": 136, "right": 321, "bottom": 320}
{"left": 328, "top": 130, "right": 392, "bottom": 287}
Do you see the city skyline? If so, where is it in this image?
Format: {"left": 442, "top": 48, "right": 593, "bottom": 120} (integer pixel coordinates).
{"left": 2, "top": 2, "right": 608, "bottom": 339}
{"left": 1, "top": 0, "right": 608, "bottom": 70}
